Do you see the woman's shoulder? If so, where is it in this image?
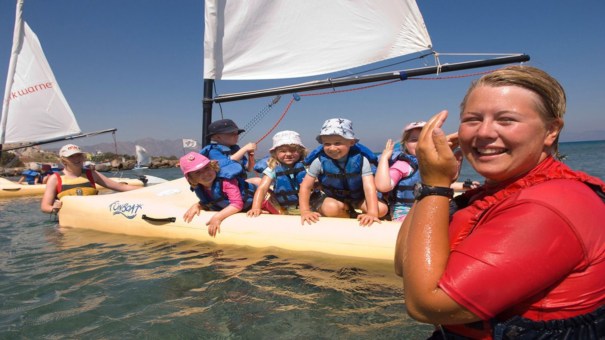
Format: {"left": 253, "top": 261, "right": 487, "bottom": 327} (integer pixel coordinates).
{"left": 522, "top": 178, "right": 601, "bottom": 200}
{"left": 512, "top": 179, "right": 605, "bottom": 222}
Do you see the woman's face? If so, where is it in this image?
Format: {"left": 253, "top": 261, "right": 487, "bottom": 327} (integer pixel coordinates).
{"left": 458, "top": 85, "right": 560, "bottom": 184}
{"left": 62, "top": 153, "right": 84, "bottom": 169}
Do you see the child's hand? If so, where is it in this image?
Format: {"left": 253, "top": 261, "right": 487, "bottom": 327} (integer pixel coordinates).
{"left": 357, "top": 213, "right": 381, "bottom": 227}
{"left": 243, "top": 143, "right": 257, "bottom": 153}
{"left": 206, "top": 216, "right": 222, "bottom": 237}
{"left": 381, "top": 139, "right": 395, "bottom": 159}
{"left": 52, "top": 199, "right": 63, "bottom": 211}
{"left": 247, "top": 208, "right": 262, "bottom": 217}
{"left": 183, "top": 203, "right": 202, "bottom": 223}
{"left": 300, "top": 210, "right": 321, "bottom": 225}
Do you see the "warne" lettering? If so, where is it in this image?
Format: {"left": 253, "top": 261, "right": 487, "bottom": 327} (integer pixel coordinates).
{"left": 9, "top": 82, "right": 54, "bottom": 101}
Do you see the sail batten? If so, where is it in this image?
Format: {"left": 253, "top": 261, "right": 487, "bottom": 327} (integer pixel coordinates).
{"left": 204, "top": 0, "right": 432, "bottom": 80}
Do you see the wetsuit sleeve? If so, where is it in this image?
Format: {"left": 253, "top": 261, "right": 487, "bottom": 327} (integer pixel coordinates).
{"left": 222, "top": 179, "right": 244, "bottom": 210}
{"left": 306, "top": 158, "right": 322, "bottom": 178}
{"left": 439, "top": 201, "right": 584, "bottom": 320}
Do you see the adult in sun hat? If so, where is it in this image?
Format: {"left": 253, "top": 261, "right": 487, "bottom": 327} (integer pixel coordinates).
{"left": 300, "top": 118, "right": 388, "bottom": 226}
{"left": 200, "top": 118, "right": 258, "bottom": 185}
{"left": 180, "top": 151, "right": 257, "bottom": 237}
{"left": 40, "top": 143, "right": 143, "bottom": 214}
{"left": 248, "top": 130, "right": 310, "bottom": 216}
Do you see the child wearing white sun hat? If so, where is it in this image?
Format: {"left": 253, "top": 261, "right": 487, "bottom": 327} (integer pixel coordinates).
{"left": 248, "top": 130, "right": 309, "bottom": 216}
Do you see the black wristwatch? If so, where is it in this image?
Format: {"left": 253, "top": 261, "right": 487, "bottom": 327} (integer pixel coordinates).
{"left": 413, "top": 182, "right": 454, "bottom": 201}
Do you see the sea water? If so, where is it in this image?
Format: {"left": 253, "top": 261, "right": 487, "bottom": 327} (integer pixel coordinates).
{"left": 1, "top": 140, "right": 603, "bottom": 339}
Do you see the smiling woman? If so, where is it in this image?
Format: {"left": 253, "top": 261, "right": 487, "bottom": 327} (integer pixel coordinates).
{"left": 40, "top": 143, "right": 142, "bottom": 214}
{"left": 395, "top": 66, "right": 605, "bottom": 339}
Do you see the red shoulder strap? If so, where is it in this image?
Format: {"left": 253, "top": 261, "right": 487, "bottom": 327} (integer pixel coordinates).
{"left": 54, "top": 172, "right": 62, "bottom": 193}
{"left": 84, "top": 169, "right": 97, "bottom": 189}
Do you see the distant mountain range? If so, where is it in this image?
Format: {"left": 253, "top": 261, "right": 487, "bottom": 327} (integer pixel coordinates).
{"left": 40, "top": 131, "right": 605, "bottom": 159}
{"left": 46, "top": 138, "right": 200, "bottom": 158}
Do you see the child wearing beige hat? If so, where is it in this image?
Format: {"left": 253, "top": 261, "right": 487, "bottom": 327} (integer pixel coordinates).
{"left": 247, "top": 130, "right": 308, "bottom": 216}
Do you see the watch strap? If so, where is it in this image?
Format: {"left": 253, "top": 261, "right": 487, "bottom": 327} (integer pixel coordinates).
{"left": 415, "top": 183, "right": 454, "bottom": 201}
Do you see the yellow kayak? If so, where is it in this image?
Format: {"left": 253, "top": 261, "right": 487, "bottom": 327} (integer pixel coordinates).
{"left": 0, "top": 176, "right": 159, "bottom": 199}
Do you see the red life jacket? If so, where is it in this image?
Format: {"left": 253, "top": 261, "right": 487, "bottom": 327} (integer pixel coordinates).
{"left": 450, "top": 156, "right": 605, "bottom": 250}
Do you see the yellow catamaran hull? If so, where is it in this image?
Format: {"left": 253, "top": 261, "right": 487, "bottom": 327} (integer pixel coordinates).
{"left": 58, "top": 178, "right": 401, "bottom": 261}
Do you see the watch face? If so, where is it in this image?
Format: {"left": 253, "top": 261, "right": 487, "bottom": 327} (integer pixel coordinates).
{"left": 413, "top": 182, "right": 454, "bottom": 201}
{"left": 413, "top": 182, "right": 423, "bottom": 199}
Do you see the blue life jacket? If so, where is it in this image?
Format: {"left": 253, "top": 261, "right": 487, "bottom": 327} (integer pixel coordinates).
{"left": 255, "top": 156, "right": 312, "bottom": 208}
{"left": 272, "top": 162, "right": 307, "bottom": 207}
{"left": 193, "top": 176, "right": 256, "bottom": 211}
{"left": 304, "top": 143, "right": 377, "bottom": 202}
{"left": 200, "top": 143, "right": 248, "bottom": 179}
{"left": 253, "top": 156, "right": 269, "bottom": 175}
{"left": 21, "top": 169, "right": 40, "bottom": 185}
{"left": 387, "top": 151, "right": 420, "bottom": 208}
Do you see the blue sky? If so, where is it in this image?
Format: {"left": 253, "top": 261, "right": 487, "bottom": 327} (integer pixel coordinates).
{"left": 1, "top": 1, "right": 604, "bottom": 154}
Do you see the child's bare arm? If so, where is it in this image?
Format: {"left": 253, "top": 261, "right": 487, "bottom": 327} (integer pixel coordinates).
{"left": 358, "top": 174, "right": 381, "bottom": 226}
{"left": 230, "top": 142, "right": 256, "bottom": 162}
{"left": 246, "top": 150, "right": 256, "bottom": 172}
{"left": 247, "top": 175, "right": 273, "bottom": 217}
{"left": 207, "top": 205, "right": 241, "bottom": 237}
{"left": 299, "top": 175, "right": 321, "bottom": 225}
{"left": 183, "top": 202, "right": 203, "bottom": 223}
{"left": 376, "top": 139, "right": 395, "bottom": 192}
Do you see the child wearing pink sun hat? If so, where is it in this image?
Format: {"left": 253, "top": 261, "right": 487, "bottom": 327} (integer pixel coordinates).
{"left": 180, "top": 152, "right": 271, "bottom": 237}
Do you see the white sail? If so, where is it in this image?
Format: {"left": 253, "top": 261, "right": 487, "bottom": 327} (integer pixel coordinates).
{"left": 1, "top": 1, "right": 81, "bottom": 145}
{"left": 135, "top": 145, "right": 151, "bottom": 168}
{"left": 204, "top": 0, "right": 432, "bottom": 80}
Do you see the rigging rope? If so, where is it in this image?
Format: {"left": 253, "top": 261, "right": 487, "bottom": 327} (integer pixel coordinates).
{"left": 254, "top": 97, "right": 296, "bottom": 144}
{"left": 240, "top": 96, "right": 281, "bottom": 139}
{"left": 226, "top": 67, "right": 500, "bottom": 145}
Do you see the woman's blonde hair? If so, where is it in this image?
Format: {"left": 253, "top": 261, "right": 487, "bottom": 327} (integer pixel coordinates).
{"left": 267, "top": 144, "right": 308, "bottom": 169}
{"left": 460, "top": 65, "right": 566, "bottom": 158}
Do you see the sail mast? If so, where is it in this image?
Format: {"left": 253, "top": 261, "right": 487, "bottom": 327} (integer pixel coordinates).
{"left": 0, "top": 0, "right": 24, "bottom": 148}
{"left": 202, "top": 79, "right": 214, "bottom": 147}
